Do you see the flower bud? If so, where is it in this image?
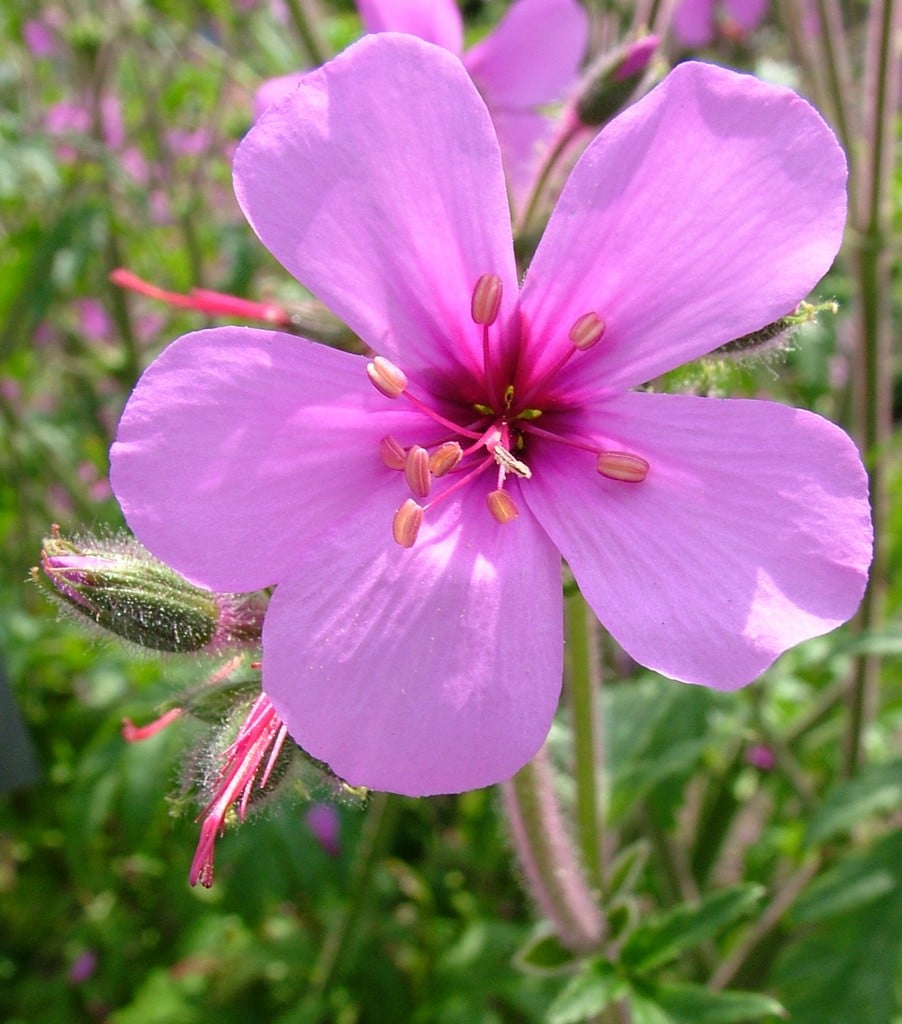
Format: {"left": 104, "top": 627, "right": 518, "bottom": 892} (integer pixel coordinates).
{"left": 33, "top": 527, "right": 266, "bottom": 654}
{"left": 714, "top": 301, "right": 838, "bottom": 360}
{"left": 575, "top": 34, "right": 660, "bottom": 127}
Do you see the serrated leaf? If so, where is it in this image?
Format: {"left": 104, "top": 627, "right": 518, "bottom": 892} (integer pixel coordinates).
{"left": 547, "top": 960, "right": 625, "bottom": 1024}
{"left": 805, "top": 760, "right": 902, "bottom": 846}
{"left": 647, "top": 982, "right": 785, "bottom": 1023}
{"left": 514, "top": 926, "right": 578, "bottom": 976}
{"left": 772, "top": 829, "right": 902, "bottom": 1024}
{"left": 620, "top": 885, "right": 763, "bottom": 973}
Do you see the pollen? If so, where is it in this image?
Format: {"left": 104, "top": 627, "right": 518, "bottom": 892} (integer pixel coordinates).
{"left": 470, "top": 273, "right": 503, "bottom": 326}
{"left": 596, "top": 450, "right": 649, "bottom": 483}
{"left": 569, "top": 312, "right": 606, "bottom": 351}
{"left": 380, "top": 435, "right": 407, "bottom": 470}
{"left": 487, "top": 489, "right": 519, "bottom": 524}
{"left": 366, "top": 355, "right": 408, "bottom": 398}
{"left": 428, "top": 442, "right": 463, "bottom": 477}
{"left": 392, "top": 498, "right": 424, "bottom": 548}
{"left": 404, "top": 445, "right": 432, "bottom": 498}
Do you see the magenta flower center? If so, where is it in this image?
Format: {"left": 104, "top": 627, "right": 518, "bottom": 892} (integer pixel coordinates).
{"left": 367, "top": 275, "right": 650, "bottom": 547}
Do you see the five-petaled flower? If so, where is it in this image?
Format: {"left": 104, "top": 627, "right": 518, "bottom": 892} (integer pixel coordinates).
{"left": 111, "top": 35, "right": 872, "bottom": 797}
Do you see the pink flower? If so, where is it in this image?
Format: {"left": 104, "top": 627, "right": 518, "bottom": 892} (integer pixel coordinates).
{"left": 23, "top": 16, "right": 60, "bottom": 59}
{"left": 111, "top": 37, "right": 872, "bottom": 797}
{"left": 253, "top": 0, "right": 587, "bottom": 205}
{"left": 673, "top": 0, "right": 769, "bottom": 48}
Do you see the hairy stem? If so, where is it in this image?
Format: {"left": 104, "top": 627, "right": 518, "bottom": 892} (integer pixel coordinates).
{"left": 501, "top": 747, "right": 605, "bottom": 951}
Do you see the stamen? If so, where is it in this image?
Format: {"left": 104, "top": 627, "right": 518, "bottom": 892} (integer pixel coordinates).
{"left": 487, "top": 489, "right": 519, "bottom": 523}
{"left": 515, "top": 308, "right": 605, "bottom": 408}
{"left": 471, "top": 274, "right": 503, "bottom": 326}
{"left": 569, "top": 312, "right": 606, "bottom": 350}
{"left": 493, "top": 444, "right": 532, "bottom": 479}
{"left": 597, "top": 451, "right": 649, "bottom": 483}
{"left": 404, "top": 445, "right": 432, "bottom": 498}
{"left": 367, "top": 356, "right": 408, "bottom": 398}
{"left": 393, "top": 499, "right": 424, "bottom": 548}
{"left": 380, "top": 435, "right": 407, "bottom": 470}
{"left": 428, "top": 442, "right": 463, "bottom": 477}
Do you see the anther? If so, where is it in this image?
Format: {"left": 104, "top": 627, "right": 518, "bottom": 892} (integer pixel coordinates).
{"left": 569, "top": 312, "right": 606, "bottom": 350}
{"left": 428, "top": 442, "right": 463, "bottom": 477}
{"left": 487, "top": 489, "right": 519, "bottom": 524}
{"left": 392, "top": 499, "right": 424, "bottom": 548}
{"left": 596, "top": 451, "right": 649, "bottom": 483}
{"left": 366, "top": 356, "right": 408, "bottom": 398}
{"left": 405, "top": 445, "right": 432, "bottom": 498}
{"left": 379, "top": 435, "right": 407, "bottom": 470}
{"left": 471, "top": 274, "right": 503, "bottom": 326}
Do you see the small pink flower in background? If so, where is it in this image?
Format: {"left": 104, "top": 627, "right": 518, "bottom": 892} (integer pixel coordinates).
{"left": 45, "top": 101, "right": 91, "bottom": 161}
{"left": 673, "top": 0, "right": 768, "bottom": 47}
{"left": 746, "top": 744, "right": 777, "bottom": 771}
{"left": 306, "top": 804, "right": 341, "bottom": 857}
{"left": 111, "top": 37, "right": 872, "bottom": 797}
{"left": 253, "top": 0, "right": 587, "bottom": 207}
{"left": 23, "top": 15, "right": 60, "bottom": 59}
{"left": 68, "top": 950, "right": 98, "bottom": 985}
{"left": 166, "top": 128, "right": 214, "bottom": 158}
{"left": 75, "top": 298, "right": 114, "bottom": 345}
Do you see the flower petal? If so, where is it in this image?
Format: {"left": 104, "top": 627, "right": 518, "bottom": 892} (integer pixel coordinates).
{"left": 263, "top": 487, "right": 563, "bottom": 795}
{"left": 672, "top": 0, "right": 715, "bottom": 47}
{"left": 110, "top": 327, "right": 432, "bottom": 592}
{"left": 463, "top": 0, "right": 587, "bottom": 108}
{"left": 462, "top": 0, "right": 587, "bottom": 210}
{"left": 725, "top": 0, "right": 769, "bottom": 33}
{"left": 252, "top": 71, "right": 306, "bottom": 123}
{"left": 522, "top": 392, "right": 872, "bottom": 688}
{"left": 518, "top": 61, "right": 847, "bottom": 395}
{"left": 357, "top": 0, "right": 463, "bottom": 52}
{"left": 234, "top": 35, "right": 517, "bottom": 385}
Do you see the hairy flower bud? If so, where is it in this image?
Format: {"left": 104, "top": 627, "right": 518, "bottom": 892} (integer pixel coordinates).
{"left": 575, "top": 34, "right": 660, "bottom": 127}
{"left": 714, "top": 301, "right": 838, "bottom": 360}
{"left": 33, "top": 527, "right": 265, "bottom": 653}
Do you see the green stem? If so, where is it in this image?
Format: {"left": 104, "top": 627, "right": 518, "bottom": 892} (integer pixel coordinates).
{"left": 812, "top": 0, "right": 856, "bottom": 155}
{"left": 302, "top": 792, "right": 400, "bottom": 1011}
{"left": 842, "top": 0, "right": 899, "bottom": 777}
{"left": 708, "top": 858, "right": 821, "bottom": 991}
{"left": 566, "top": 592, "right": 605, "bottom": 892}
{"left": 282, "top": 0, "right": 330, "bottom": 66}
{"left": 514, "top": 116, "right": 586, "bottom": 248}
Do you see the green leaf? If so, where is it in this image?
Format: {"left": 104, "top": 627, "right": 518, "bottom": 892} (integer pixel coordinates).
{"left": 547, "top": 960, "right": 626, "bottom": 1024}
{"left": 604, "top": 676, "right": 720, "bottom": 827}
{"left": 772, "top": 829, "right": 902, "bottom": 1024}
{"left": 620, "top": 885, "right": 764, "bottom": 973}
{"left": 805, "top": 759, "right": 902, "bottom": 846}
{"left": 645, "top": 982, "right": 786, "bottom": 1023}
{"left": 514, "top": 926, "right": 578, "bottom": 976}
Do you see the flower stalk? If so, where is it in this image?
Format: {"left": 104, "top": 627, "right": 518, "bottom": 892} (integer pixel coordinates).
{"left": 501, "top": 746, "right": 605, "bottom": 952}
{"left": 565, "top": 590, "right": 606, "bottom": 893}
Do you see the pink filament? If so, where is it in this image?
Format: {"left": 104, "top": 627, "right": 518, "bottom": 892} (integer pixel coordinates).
{"left": 189, "top": 693, "right": 288, "bottom": 888}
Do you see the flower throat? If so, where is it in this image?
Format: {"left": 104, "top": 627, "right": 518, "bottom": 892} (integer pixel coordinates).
{"left": 366, "top": 274, "right": 649, "bottom": 548}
